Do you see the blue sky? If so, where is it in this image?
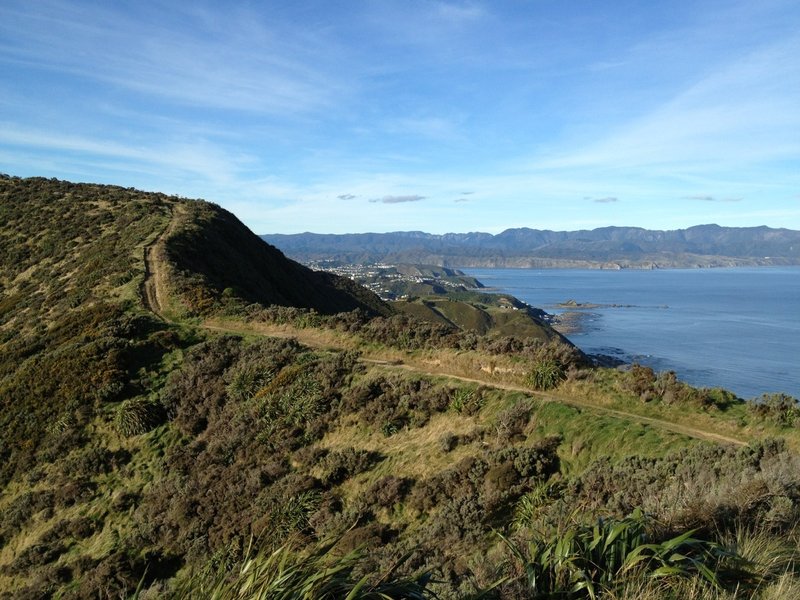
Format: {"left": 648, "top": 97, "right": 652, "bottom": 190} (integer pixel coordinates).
{"left": 1, "top": 1, "right": 799, "bottom": 234}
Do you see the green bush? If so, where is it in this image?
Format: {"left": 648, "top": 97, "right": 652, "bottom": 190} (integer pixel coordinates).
{"left": 749, "top": 393, "right": 800, "bottom": 427}
{"left": 527, "top": 359, "right": 566, "bottom": 391}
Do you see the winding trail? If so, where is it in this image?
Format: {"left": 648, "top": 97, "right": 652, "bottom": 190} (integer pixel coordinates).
{"left": 140, "top": 211, "right": 748, "bottom": 448}
{"left": 142, "top": 245, "right": 163, "bottom": 317}
{"left": 203, "top": 322, "right": 748, "bottom": 447}
{"left": 364, "top": 360, "right": 746, "bottom": 446}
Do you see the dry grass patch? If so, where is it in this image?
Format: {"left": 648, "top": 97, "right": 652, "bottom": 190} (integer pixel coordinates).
{"left": 319, "top": 412, "right": 482, "bottom": 482}
{"left": 203, "top": 317, "right": 362, "bottom": 352}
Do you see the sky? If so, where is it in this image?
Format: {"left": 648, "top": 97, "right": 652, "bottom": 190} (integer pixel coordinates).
{"left": 1, "top": 0, "right": 799, "bottom": 234}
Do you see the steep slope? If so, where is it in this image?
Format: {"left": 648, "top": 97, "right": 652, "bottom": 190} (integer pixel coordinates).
{"left": 0, "top": 175, "right": 389, "bottom": 321}
{"left": 161, "top": 200, "right": 391, "bottom": 317}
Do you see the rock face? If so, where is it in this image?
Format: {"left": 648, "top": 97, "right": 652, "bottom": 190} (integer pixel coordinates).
{"left": 262, "top": 225, "right": 800, "bottom": 268}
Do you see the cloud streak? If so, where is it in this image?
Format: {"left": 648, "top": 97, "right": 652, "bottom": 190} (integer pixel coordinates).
{"left": 369, "top": 195, "right": 426, "bottom": 204}
{"left": 534, "top": 38, "right": 800, "bottom": 174}
{"left": 2, "top": 1, "right": 799, "bottom": 234}
{"left": 0, "top": 2, "right": 347, "bottom": 115}
{"left": 684, "top": 195, "right": 742, "bottom": 202}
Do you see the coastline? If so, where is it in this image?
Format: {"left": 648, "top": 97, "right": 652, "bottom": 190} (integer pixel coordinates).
{"left": 464, "top": 266, "right": 800, "bottom": 399}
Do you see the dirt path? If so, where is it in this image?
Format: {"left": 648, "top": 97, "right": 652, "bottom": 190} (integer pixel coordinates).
{"left": 142, "top": 245, "right": 162, "bottom": 316}
{"left": 362, "top": 360, "right": 746, "bottom": 446}
{"left": 141, "top": 204, "right": 185, "bottom": 321}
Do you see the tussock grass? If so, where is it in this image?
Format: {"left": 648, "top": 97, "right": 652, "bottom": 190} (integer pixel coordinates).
{"left": 204, "top": 317, "right": 363, "bottom": 352}
{"left": 177, "top": 539, "right": 435, "bottom": 600}
{"left": 721, "top": 525, "right": 798, "bottom": 583}
{"left": 499, "top": 509, "right": 751, "bottom": 599}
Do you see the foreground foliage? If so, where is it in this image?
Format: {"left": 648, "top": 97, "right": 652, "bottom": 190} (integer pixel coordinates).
{"left": 499, "top": 509, "right": 744, "bottom": 599}
{"left": 182, "top": 541, "right": 436, "bottom": 600}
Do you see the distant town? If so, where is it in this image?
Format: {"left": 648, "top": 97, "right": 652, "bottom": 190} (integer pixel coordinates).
{"left": 304, "top": 260, "right": 482, "bottom": 301}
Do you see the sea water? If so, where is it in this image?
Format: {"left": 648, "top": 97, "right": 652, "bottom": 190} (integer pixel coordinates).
{"left": 464, "top": 267, "right": 800, "bottom": 399}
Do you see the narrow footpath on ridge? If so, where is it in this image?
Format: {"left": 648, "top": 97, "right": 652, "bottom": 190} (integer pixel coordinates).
{"left": 141, "top": 204, "right": 185, "bottom": 322}
{"left": 140, "top": 210, "right": 748, "bottom": 448}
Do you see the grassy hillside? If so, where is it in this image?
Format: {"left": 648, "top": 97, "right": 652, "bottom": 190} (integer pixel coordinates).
{"left": 162, "top": 200, "right": 390, "bottom": 319}
{"left": 393, "top": 291, "right": 560, "bottom": 342}
{"left": 1, "top": 175, "right": 799, "bottom": 599}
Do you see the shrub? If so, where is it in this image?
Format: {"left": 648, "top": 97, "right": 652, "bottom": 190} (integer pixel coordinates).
{"left": 624, "top": 364, "right": 657, "bottom": 401}
{"left": 494, "top": 401, "right": 533, "bottom": 441}
{"left": 115, "top": 397, "right": 165, "bottom": 436}
{"left": 364, "top": 476, "right": 413, "bottom": 508}
{"left": 526, "top": 359, "right": 565, "bottom": 391}
{"left": 749, "top": 393, "right": 800, "bottom": 427}
{"left": 439, "top": 433, "right": 459, "bottom": 453}
{"left": 320, "top": 448, "right": 384, "bottom": 487}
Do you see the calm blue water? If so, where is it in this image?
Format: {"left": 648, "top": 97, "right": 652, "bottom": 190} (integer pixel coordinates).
{"left": 464, "top": 267, "right": 800, "bottom": 399}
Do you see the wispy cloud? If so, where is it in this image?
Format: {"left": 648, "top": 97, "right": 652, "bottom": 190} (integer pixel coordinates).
{"left": 0, "top": 124, "right": 245, "bottom": 185}
{"left": 0, "top": 2, "right": 347, "bottom": 115}
{"left": 369, "top": 195, "right": 426, "bottom": 204}
{"left": 534, "top": 37, "right": 800, "bottom": 174}
{"left": 383, "top": 116, "right": 464, "bottom": 142}
{"left": 2, "top": 1, "right": 799, "bottom": 234}
{"left": 684, "top": 195, "right": 742, "bottom": 202}
{"left": 435, "top": 2, "right": 485, "bottom": 23}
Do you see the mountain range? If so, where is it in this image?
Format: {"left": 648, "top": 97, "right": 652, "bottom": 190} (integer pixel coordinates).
{"left": 263, "top": 225, "right": 800, "bottom": 268}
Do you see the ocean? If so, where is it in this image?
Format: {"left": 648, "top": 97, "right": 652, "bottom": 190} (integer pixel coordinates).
{"left": 464, "top": 267, "right": 800, "bottom": 399}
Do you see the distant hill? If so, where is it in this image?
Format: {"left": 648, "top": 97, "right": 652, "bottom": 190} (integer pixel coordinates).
{"left": 263, "top": 225, "right": 800, "bottom": 268}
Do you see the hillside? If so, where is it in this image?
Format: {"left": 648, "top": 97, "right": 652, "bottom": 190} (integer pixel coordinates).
{"left": 312, "top": 261, "right": 567, "bottom": 343}
{"left": 161, "top": 201, "right": 390, "bottom": 318}
{"left": 0, "top": 176, "right": 388, "bottom": 322}
{"left": 262, "top": 225, "right": 800, "bottom": 269}
{"left": 1, "top": 175, "right": 800, "bottom": 599}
